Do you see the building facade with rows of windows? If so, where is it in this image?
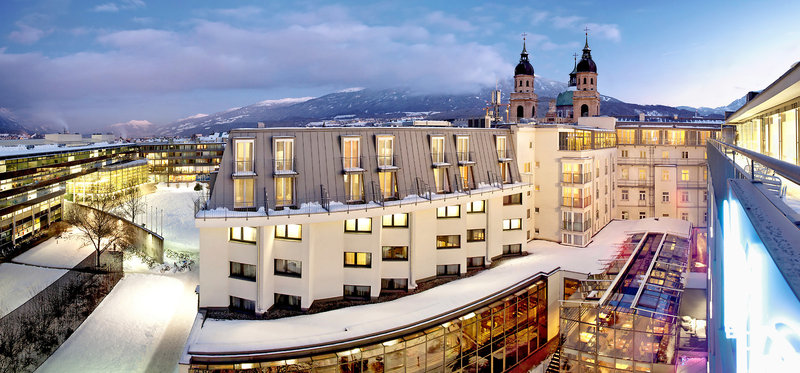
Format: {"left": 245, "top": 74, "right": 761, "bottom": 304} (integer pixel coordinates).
{"left": 614, "top": 119, "right": 720, "bottom": 228}
{"left": 138, "top": 141, "right": 225, "bottom": 183}
{"left": 195, "top": 126, "right": 532, "bottom": 312}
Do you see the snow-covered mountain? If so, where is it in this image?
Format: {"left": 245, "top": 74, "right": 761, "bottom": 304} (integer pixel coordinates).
{"left": 155, "top": 76, "right": 740, "bottom": 136}
{"left": 676, "top": 94, "right": 748, "bottom": 117}
{"left": 0, "top": 108, "right": 32, "bottom": 135}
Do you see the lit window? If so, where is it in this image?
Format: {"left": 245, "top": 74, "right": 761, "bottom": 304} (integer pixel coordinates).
{"left": 456, "top": 136, "right": 470, "bottom": 162}
{"left": 275, "top": 224, "right": 302, "bottom": 240}
{"left": 466, "top": 229, "right": 485, "bottom": 242}
{"left": 275, "top": 177, "right": 294, "bottom": 207}
{"left": 433, "top": 167, "right": 450, "bottom": 193}
{"left": 662, "top": 151, "right": 669, "bottom": 159}
{"left": 382, "top": 213, "right": 408, "bottom": 227}
{"left": 234, "top": 139, "right": 254, "bottom": 172}
{"left": 638, "top": 169, "right": 646, "bottom": 180}
{"left": 436, "top": 235, "right": 461, "bottom": 249}
{"left": 229, "top": 227, "right": 257, "bottom": 244}
{"left": 382, "top": 246, "right": 408, "bottom": 261}
{"left": 431, "top": 136, "right": 445, "bottom": 163}
{"left": 681, "top": 170, "right": 690, "bottom": 181}
{"left": 436, "top": 205, "right": 460, "bottom": 218}
{"left": 662, "top": 170, "right": 670, "bottom": 181}
{"left": 344, "top": 252, "right": 372, "bottom": 268}
{"left": 344, "top": 218, "right": 372, "bottom": 233}
{"left": 274, "top": 138, "right": 294, "bottom": 171}
{"left": 459, "top": 165, "right": 473, "bottom": 190}
{"left": 466, "top": 200, "right": 485, "bottom": 213}
{"left": 376, "top": 136, "right": 394, "bottom": 167}
{"left": 233, "top": 179, "right": 254, "bottom": 208}
{"left": 496, "top": 136, "right": 508, "bottom": 159}
{"left": 342, "top": 136, "right": 361, "bottom": 169}
{"left": 378, "top": 171, "right": 397, "bottom": 199}
{"left": 502, "top": 218, "right": 522, "bottom": 230}
{"left": 344, "top": 173, "right": 364, "bottom": 202}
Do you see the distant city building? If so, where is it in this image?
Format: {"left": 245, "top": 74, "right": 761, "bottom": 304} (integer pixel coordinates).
{"left": 138, "top": 141, "right": 225, "bottom": 183}
{"left": 508, "top": 38, "right": 539, "bottom": 123}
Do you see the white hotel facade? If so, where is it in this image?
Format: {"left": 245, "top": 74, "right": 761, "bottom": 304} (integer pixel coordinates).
{"left": 196, "top": 126, "right": 531, "bottom": 312}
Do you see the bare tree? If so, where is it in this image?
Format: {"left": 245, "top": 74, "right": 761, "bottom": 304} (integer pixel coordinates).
{"left": 66, "top": 185, "right": 134, "bottom": 267}
{"left": 118, "top": 179, "right": 145, "bottom": 224}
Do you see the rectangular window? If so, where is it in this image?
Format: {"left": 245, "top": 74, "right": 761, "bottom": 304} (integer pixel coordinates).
{"left": 466, "top": 200, "right": 485, "bottom": 213}
{"left": 639, "top": 212, "right": 646, "bottom": 219}
{"left": 274, "top": 259, "right": 302, "bottom": 278}
{"left": 431, "top": 136, "right": 445, "bottom": 163}
{"left": 230, "top": 262, "right": 256, "bottom": 281}
{"left": 502, "top": 244, "right": 522, "bottom": 255}
{"left": 344, "top": 173, "right": 363, "bottom": 202}
{"left": 681, "top": 212, "right": 689, "bottom": 221}
{"left": 234, "top": 139, "right": 254, "bottom": 172}
{"left": 436, "top": 235, "right": 461, "bottom": 249}
{"left": 274, "top": 138, "right": 294, "bottom": 171}
{"left": 503, "top": 218, "right": 522, "bottom": 230}
{"left": 382, "top": 246, "right": 408, "bottom": 261}
{"left": 466, "top": 256, "right": 485, "bottom": 268}
{"left": 381, "top": 278, "right": 408, "bottom": 292}
{"left": 436, "top": 205, "right": 460, "bottom": 218}
{"left": 621, "top": 190, "right": 628, "bottom": 200}
{"left": 230, "top": 296, "right": 255, "bottom": 312}
{"left": 496, "top": 136, "right": 508, "bottom": 159}
{"left": 621, "top": 150, "right": 629, "bottom": 157}
{"left": 466, "top": 229, "right": 485, "bottom": 242}
{"left": 640, "top": 150, "right": 647, "bottom": 158}
{"left": 344, "top": 218, "right": 372, "bottom": 233}
{"left": 682, "top": 151, "right": 689, "bottom": 159}
{"left": 275, "top": 177, "right": 294, "bottom": 207}
{"left": 500, "top": 163, "right": 512, "bottom": 183}
{"left": 378, "top": 171, "right": 397, "bottom": 199}
{"left": 436, "top": 264, "right": 460, "bottom": 276}
{"left": 456, "top": 135, "right": 470, "bottom": 162}
{"left": 343, "top": 285, "right": 371, "bottom": 300}
{"left": 274, "top": 293, "right": 301, "bottom": 310}
{"left": 458, "top": 165, "right": 473, "bottom": 190}
{"left": 382, "top": 213, "right": 408, "bottom": 227}
{"left": 503, "top": 193, "right": 522, "bottom": 205}
{"left": 681, "top": 191, "right": 689, "bottom": 202}
{"left": 662, "top": 192, "right": 670, "bottom": 202}
{"left": 275, "top": 224, "right": 302, "bottom": 240}
{"left": 662, "top": 170, "right": 670, "bottom": 181}
{"left": 233, "top": 178, "right": 254, "bottom": 208}
{"left": 344, "top": 252, "right": 372, "bottom": 268}
{"left": 433, "top": 167, "right": 450, "bottom": 193}
{"left": 229, "top": 227, "right": 257, "bottom": 243}
{"left": 621, "top": 211, "right": 629, "bottom": 220}
{"left": 662, "top": 151, "right": 669, "bottom": 159}
{"left": 342, "top": 136, "right": 361, "bottom": 169}
{"left": 523, "top": 162, "right": 531, "bottom": 173}
{"left": 638, "top": 169, "right": 646, "bottom": 180}
{"left": 639, "top": 190, "right": 646, "bottom": 201}
{"left": 621, "top": 168, "right": 629, "bottom": 179}
{"left": 681, "top": 170, "right": 690, "bottom": 181}
{"left": 376, "top": 136, "right": 394, "bottom": 167}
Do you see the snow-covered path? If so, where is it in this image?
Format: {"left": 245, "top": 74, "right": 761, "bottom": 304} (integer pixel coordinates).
{"left": 36, "top": 271, "right": 198, "bottom": 373}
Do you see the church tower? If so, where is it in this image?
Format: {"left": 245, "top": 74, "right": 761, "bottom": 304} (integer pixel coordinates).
{"left": 572, "top": 32, "right": 600, "bottom": 117}
{"left": 508, "top": 36, "right": 538, "bottom": 123}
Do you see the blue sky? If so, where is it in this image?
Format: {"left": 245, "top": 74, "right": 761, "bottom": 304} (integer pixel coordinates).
{"left": 1, "top": 0, "right": 800, "bottom": 132}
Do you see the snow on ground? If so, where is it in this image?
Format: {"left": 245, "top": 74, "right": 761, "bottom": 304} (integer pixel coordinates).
{"left": 12, "top": 228, "right": 94, "bottom": 268}
{"left": 185, "top": 218, "right": 691, "bottom": 355}
{"left": 0, "top": 229, "right": 93, "bottom": 318}
{"left": 0, "top": 264, "right": 66, "bottom": 318}
{"left": 36, "top": 271, "right": 199, "bottom": 373}
{"left": 141, "top": 183, "right": 201, "bottom": 254}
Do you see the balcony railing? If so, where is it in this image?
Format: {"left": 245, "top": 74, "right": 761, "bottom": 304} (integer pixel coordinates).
{"left": 273, "top": 158, "right": 296, "bottom": 173}
{"left": 233, "top": 160, "right": 254, "bottom": 175}
{"left": 430, "top": 152, "right": 451, "bottom": 166}
{"left": 377, "top": 154, "right": 401, "bottom": 169}
{"left": 341, "top": 156, "right": 363, "bottom": 171}
{"left": 563, "top": 219, "right": 592, "bottom": 232}
{"left": 497, "top": 149, "right": 513, "bottom": 162}
{"left": 562, "top": 173, "right": 593, "bottom": 184}
{"left": 456, "top": 151, "right": 475, "bottom": 164}
{"left": 561, "top": 196, "right": 592, "bottom": 209}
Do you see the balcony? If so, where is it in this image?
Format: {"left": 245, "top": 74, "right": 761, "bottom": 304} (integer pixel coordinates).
{"left": 430, "top": 152, "right": 451, "bottom": 167}
{"left": 273, "top": 158, "right": 297, "bottom": 175}
{"left": 497, "top": 149, "right": 513, "bottom": 162}
{"left": 456, "top": 151, "right": 476, "bottom": 165}
{"left": 562, "top": 196, "right": 592, "bottom": 209}
{"left": 563, "top": 219, "right": 592, "bottom": 232}
{"left": 562, "top": 172, "right": 593, "bottom": 184}
{"left": 341, "top": 156, "right": 364, "bottom": 172}
{"left": 377, "top": 154, "right": 401, "bottom": 170}
{"left": 232, "top": 160, "right": 256, "bottom": 177}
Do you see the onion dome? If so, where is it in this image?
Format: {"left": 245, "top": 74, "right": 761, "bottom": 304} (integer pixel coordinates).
{"left": 576, "top": 34, "right": 597, "bottom": 73}
{"left": 556, "top": 90, "right": 574, "bottom": 107}
{"left": 514, "top": 40, "right": 534, "bottom": 76}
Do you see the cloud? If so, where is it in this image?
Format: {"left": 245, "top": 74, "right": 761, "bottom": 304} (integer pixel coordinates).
{"left": 112, "top": 119, "right": 152, "bottom": 127}
{"left": 550, "top": 16, "right": 621, "bottom": 42}
{"left": 424, "top": 11, "right": 475, "bottom": 32}
{"left": 109, "top": 119, "right": 154, "bottom": 137}
{"left": 213, "top": 6, "right": 263, "bottom": 19}
{"left": 8, "top": 22, "right": 49, "bottom": 44}
{"left": 93, "top": 0, "right": 145, "bottom": 13}
{"left": 0, "top": 10, "right": 510, "bottom": 125}
{"left": 531, "top": 12, "right": 549, "bottom": 25}
{"left": 552, "top": 16, "right": 584, "bottom": 29}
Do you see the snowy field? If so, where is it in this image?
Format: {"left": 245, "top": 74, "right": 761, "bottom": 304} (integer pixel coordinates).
{"left": 0, "top": 229, "right": 93, "bottom": 318}
{"left": 184, "top": 218, "right": 691, "bottom": 355}
{"left": 37, "top": 183, "right": 203, "bottom": 373}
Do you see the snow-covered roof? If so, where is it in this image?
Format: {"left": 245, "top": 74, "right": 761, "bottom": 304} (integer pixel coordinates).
{"left": 182, "top": 218, "right": 691, "bottom": 361}
{"left": 0, "top": 142, "right": 133, "bottom": 159}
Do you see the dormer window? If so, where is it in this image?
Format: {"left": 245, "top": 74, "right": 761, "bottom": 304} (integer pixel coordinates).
{"left": 342, "top": 136, "right": 361, "bottom": 170}
{"left": 274, "top": 138, "right": 294, "bottom": 172}
{"left": 496, "top": 135, "right": 510, "bottom": 161}
{"left": 234, "top": 139, "right": 254, "bottom": 173}
{"left": 431, "top": 136, "right": 445, "bottom": 164}
{"left": 376, "top": 136, "right": 394, "bottom": 168}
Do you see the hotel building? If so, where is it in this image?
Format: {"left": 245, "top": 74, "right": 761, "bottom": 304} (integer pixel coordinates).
{"left": 196, "top": 126, "right": 532, "bottom": 312}
{"left": 138, "top": 140, "right": 225, "bottom": 183}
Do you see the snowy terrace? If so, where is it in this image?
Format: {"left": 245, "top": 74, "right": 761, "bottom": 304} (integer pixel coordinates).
{"left": 181, "top": 218, "right": 691, "bottom": 362}
{"left": 195, "top": 181, "right": 530, "bottom": 220}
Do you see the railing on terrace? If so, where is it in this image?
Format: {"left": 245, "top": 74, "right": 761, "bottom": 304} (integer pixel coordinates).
{"left": 456, "top": 151, "right": 475, "bottom": 164}
{"left": 195, "top": 179, "right": 528, "bottom": 219}
{"left": 233, "top": 160, "right": 254, "bottom": 174}
{"left": 376, "top": 154, "right": 401, "bottom": 169}
{"left": 341, "top": 156, "right": 363, "bottom": 170}
{"left": 562, "top": 172, "right": 593, "bottom": 184}
{"left": 429, "top": 152, "right": 451, "bottom": 165}
{"left": 563, "top": 219, "right": 592, "bottom": 232}
{"left": 272, "top": 158, "right": 295, "bottom": 173}
{"left": 710, "top": 139, "right": 800, "bottom": 215}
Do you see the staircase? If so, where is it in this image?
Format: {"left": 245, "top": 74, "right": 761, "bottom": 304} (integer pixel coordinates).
{"left": 545, "top": 334, "right": 566, "bottom": 373}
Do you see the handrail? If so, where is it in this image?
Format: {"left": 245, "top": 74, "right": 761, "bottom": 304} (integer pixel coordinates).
{"left": 710, "top": 139, "right": 800, "bottom": 186}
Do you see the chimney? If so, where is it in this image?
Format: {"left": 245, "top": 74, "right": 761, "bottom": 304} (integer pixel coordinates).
{"left": 746, "top": 91, "right": 759, "bottom": 102}
{"left": 257, "top": 122, "right": 266, "bottom": 128}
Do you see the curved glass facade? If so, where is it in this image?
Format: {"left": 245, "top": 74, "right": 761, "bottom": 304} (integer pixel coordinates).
{"left": 189, "top": 278, "right": 548, "bottom": 373}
